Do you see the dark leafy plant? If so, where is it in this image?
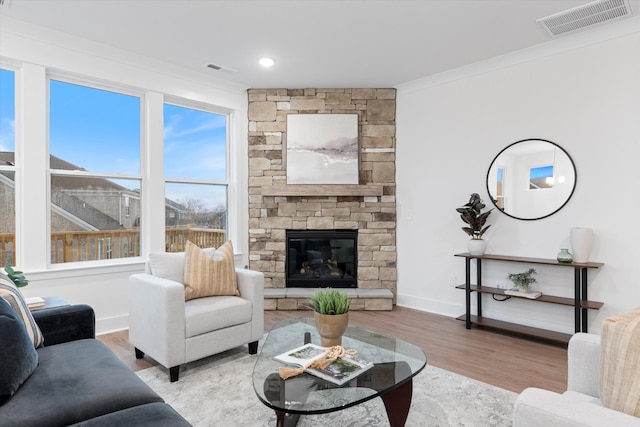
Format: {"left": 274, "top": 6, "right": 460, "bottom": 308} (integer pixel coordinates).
{"left": 507, "top": 268, "right": 537, "bottom": 291}
{"left": 309, "top": 288, "right": 350, "bottom": 315}
{"left": 456, "top": 193, "right": 493, "bottom": 240}
{"left": 4, "top": 265, "right": 29, "bottom": 287}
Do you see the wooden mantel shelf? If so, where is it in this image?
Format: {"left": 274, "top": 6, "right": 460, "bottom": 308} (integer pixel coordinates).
{"left": 261, "top": 184, "right": 383, "bottom": 197}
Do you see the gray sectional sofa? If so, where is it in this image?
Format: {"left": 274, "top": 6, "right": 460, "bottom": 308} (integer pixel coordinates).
{"left": 0, "top": 302, "right": 191, "bottom": 427}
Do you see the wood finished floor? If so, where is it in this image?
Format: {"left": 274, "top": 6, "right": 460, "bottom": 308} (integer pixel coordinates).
{"left": 97, "top": 306, "right": 567, "bottom": 394}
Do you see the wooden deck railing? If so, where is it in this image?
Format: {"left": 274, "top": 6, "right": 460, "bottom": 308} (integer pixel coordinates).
{"left": 1, "top": 228, "right": 226, "bottom": 264}
{"left": 165, "top": 228, "right": 226, "bottom": 253}
{"left": 0, "top": 233, "right": 15, "bottom": 267}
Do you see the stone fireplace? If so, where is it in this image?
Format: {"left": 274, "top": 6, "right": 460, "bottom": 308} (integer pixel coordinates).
{"left": 247, "top": 88, "right": 397, "bottom": 310}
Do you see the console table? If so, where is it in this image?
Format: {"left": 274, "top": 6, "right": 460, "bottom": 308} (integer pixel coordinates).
{"left": 455, "top": 253, "right": 604, "bottom": 344}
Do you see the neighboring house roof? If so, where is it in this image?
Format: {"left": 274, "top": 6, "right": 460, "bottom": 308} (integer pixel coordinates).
{"left": 0, "top": 152, "right": 187, "bottom": 230}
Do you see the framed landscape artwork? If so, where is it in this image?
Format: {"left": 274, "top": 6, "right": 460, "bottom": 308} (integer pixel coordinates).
{"left": 286, "top": 114, "right": 359, "bottom": 184}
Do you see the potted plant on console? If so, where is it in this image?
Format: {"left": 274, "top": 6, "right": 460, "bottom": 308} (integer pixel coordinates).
{"left": 456, "top": 193, "right": 493, "bottom": 255}
{"left": 309, "top": 288, "right": 350, "bottom": 347}
{"left": 506, "top": 268, "right": 541, "bottom": 299}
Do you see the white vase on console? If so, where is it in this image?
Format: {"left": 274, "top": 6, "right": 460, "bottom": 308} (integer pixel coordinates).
{"left": 570, "top": 227, "right": 593, "bottom": 263}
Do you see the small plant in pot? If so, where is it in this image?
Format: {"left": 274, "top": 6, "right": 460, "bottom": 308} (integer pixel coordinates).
{"left": 456, "top": 193, "right": 493, "bottom": 255}
{"left": 4, "top": 265, "right": 29, "bottom": 287}
{"left": 507, "top": 268, "right": 537, "bottom": 293}
{"left": 309, "top": 288, "right": 350, "bottom": 347}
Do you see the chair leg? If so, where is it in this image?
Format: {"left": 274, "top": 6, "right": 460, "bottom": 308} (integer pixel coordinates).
{"left": 134, "top": 347, "right": 145, "bottom": 359}
{"left": 248, "top": 340, "right": 259, "bottom": 354}
{"left": 169, "top": 366, "right": 180, "bottom": 382}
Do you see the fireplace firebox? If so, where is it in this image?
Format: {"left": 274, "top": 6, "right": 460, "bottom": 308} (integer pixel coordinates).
{"left": 286, "top": 229, "right": 357, "bottom": 288}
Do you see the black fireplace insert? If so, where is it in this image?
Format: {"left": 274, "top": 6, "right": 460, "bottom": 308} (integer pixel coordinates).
{"left": 286, "top": 229, "right": 357, "bottom": 288}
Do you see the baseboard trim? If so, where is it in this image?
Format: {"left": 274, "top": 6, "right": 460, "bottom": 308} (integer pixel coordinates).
{"left": 96, "top": 314, "right": 128, "bottom": 336}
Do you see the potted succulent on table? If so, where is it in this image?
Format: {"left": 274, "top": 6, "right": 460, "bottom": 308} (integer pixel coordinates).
{"left": 507, "top": 268, "right": 537, "bottom": 293}
{"left": 456, "top": 193, "right": 493, "bottom": 255}
{"left": 309, "top": 288, "right": 350, "bottom": 347}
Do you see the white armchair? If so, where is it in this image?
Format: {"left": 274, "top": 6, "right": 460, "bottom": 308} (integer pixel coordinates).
{"left": 128, "top": 252, "right": 264, "bottom": 382}
{"left": 513, "top": 333, "right": 640, "bottom": 427}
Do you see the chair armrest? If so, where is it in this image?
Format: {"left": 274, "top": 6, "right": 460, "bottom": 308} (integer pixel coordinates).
{"left": 128, "top": 273, "right": 186, "bottom": 368}
{"left": 236, "top": 268, "right": 264, "bottom": 342}
{"left": 514, "top": 388, "right": 640, "bottom": 427}
{"left": 567, "top": 333, "right": 601, "bottom": 397}
{"left": 32, "top": 304, "right": 95, "bottom": 346}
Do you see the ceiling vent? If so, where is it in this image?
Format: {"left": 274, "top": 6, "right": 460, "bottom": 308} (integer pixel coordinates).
{"left": 537, "top": 0, "right": 633, "bottom": 37}
{"left": 206, "top": 63, "right": 237, "bottom": 74}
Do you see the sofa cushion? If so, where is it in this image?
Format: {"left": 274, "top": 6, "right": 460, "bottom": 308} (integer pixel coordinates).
{"left": 32, "top": 304, "right": 95, "bottom": 346}
{"left": 599, "top": 308, "right": 640, "bottom": 417}
{"left": 68, "top": 402, "right": 191, "bottom": 427}
{"left": 0, "top": 274, "right": 44, "bottom": 348}
{"left": 562, "top": 390, "right": 603, "bottom": 406}
{"left": 183, "top": 240, "right": 238, "bottom": 300}
{"left": 148, "top": 247, "right": 216, "bottom": 283}
{"left": 148, "top": 252, "right": 186, "bottom": 283}
{"left": 0, "top": 339, "right": 163, "bottom": 427}
{"left": 0, "top": 298, "right": 38, "bottom": 404}
{"left": 184, "top": 295, "right": 252, "bottom": 338}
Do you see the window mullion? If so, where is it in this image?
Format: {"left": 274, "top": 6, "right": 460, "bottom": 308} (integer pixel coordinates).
{"left": 144, "top": 92, "right": 166, "bottom": 254}
{"left": 18, "top": 63, "right": 49, "bottom": 271}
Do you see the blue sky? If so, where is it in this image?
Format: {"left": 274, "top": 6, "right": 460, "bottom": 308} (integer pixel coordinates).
{"left": 50, "top": 79, "right": 141, "bottom": 174}
{"left": 530, "top": 165, "right": 553, "bottom": 179}
{"left": 0, "top": 69, "right": 15, "bottom": 152}
{"left": 163, "top": 103, "right": 227, "bottom": 182}
{"left": 0, "top": 71, "right": 227, "bottom": 209}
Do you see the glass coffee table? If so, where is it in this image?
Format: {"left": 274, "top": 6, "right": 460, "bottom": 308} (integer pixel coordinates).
{"left": 253, "top": 318, "right": 427, "bottom": 427}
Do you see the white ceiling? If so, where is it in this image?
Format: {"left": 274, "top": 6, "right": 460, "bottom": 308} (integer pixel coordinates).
{"left": 1, "top": 0, "right": 638, "bottom": 88}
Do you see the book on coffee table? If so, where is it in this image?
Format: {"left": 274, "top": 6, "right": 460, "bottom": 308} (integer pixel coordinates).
{"left": 274, "top": 343, "right": 374, "bottom": 386}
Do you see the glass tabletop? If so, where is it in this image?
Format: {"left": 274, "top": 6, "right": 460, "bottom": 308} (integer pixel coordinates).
{"left": 252, "top": 317, "right": 427, "bottom": 415}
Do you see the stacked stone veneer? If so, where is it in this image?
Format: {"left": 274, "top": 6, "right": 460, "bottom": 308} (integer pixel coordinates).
{"left": 248, "top": 88, "right": 397, "bottom": 311}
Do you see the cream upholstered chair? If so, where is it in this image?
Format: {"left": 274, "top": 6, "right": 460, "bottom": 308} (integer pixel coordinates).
{"left": 513, "top": 332, "right": 640, "bottom": 427}
{"left": 128, "top": 246, "right": 264, "bottom": 382}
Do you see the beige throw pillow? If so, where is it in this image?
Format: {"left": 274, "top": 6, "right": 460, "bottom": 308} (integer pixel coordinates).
{"left": 183, "top": 240, "right": 238, "bottom": 301}
{"left": 599, "top": 309, "right": 640, "bottom": 417}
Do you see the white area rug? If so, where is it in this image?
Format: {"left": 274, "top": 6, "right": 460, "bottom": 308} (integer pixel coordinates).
{"left": 136, "top": 346, "right": 516, "bottom": 427}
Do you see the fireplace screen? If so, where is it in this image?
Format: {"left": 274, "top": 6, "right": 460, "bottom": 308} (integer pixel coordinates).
{"left": 286, "top": 230, "right": 357, "bottom": 288}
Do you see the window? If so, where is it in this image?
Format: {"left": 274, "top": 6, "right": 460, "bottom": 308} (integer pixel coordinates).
{"left": 529, "top": 165, "right": 554, "bottom": 190}
{"left": 163, "top": 103, "right": 228, "bottom": 252}
{"left": 49, "top": 79, "right": 142, "bottom": 263}
{"left": 495, "top": 167, "right": 505, "bottom": 209}
{"left": 0, "top": 68, "right": 16, "bottom": 266}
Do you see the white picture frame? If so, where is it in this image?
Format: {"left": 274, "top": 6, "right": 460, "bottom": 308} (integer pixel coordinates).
{"left": 286, "top": 114, "right": 359, "bottom": 184}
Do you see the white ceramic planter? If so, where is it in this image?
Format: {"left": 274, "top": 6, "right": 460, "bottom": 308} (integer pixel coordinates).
{"left": 468, "top": 239, "right": 487, "bottom": 256}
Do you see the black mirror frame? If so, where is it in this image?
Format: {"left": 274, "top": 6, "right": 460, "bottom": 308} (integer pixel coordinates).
{"left": 486, "top": 138, "right": 577, "bottom": 221}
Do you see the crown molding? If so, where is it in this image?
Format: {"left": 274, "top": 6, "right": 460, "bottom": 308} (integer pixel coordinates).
{"left": 396, "top": 16, "right": 640, "bottom": 94}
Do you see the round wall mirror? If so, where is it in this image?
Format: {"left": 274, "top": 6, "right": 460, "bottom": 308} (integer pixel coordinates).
{"left": 486, "top": 138, "right": 576, "bottom": 220}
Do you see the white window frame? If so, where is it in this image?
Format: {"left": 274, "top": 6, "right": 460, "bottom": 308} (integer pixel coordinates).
{"left": 47, "top": 73, "right": 145, "bottom": 267}
{"left": 162, "top": 97, "right": 232, "bottom": 239}
{"left": 0, "top": 65, "right": 18, "bottom": 266}
{"left": 3, "top": 59, "right": 244, "bottom": 275}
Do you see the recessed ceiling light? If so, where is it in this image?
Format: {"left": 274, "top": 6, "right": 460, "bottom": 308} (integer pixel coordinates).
{"left": 258, "top": 57, "right": 276, "bottom": 68}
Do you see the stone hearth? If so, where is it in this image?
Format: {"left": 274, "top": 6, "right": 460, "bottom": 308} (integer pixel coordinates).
{"left": 247, "top": 88, "right": 397, "bottom": 310}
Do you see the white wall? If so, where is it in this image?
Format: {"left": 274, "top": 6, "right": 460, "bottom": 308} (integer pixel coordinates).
{"left": 0, "top": 18, "right": 249, "bottom": 334}
{"left": 396, "top": 20, "right": 640, "bottom": 335}
{"left": 3, "top": 15, "right": 639, "bottom": 337}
